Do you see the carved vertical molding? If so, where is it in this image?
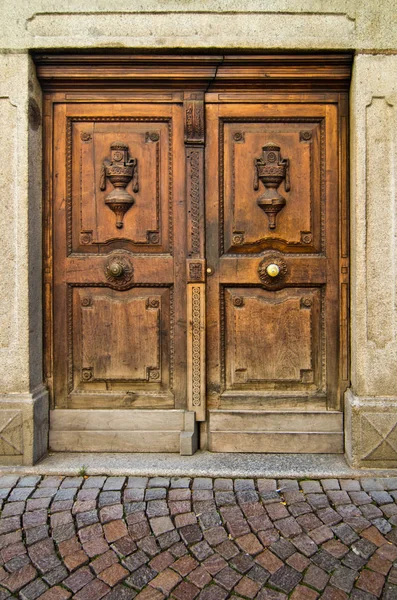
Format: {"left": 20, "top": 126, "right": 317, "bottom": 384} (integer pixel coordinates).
{"left": 187, "top": 285, "right": 206, "bottom": 421}
{"left": 365, "top": 97, "right": 396, "bottom": 348}
{"left": 185, "top": 92, "right": 206, "bottom": 420}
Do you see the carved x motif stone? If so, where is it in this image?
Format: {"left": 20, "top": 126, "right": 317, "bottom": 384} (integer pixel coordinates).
{"left": 362, "top": 412, "right": 397, "bottom": 461}
{"left": 0, "top": 411, "right": 23, "bottom": 455}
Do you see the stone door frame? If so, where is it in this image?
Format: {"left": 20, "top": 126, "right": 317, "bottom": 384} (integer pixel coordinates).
{"left": 0, "top": 7, "right": 396, "bottom": 467}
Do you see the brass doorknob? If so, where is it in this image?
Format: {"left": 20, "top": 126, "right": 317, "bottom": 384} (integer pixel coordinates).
{"left": 108, "top": 261, "right": 124, "bottom": 277}
{"left": 266, "top": 263, "right": 280, "bottom": 277}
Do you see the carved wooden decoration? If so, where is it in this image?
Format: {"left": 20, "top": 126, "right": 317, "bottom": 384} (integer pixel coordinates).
{"left": 100, "top": 141, "right": 139, "bottom": 229}
{"left": 254, "top": 143, "right": 290, "bottom": 230}
{"left": 185, "top": 92, "right": 206, "bottom": 420}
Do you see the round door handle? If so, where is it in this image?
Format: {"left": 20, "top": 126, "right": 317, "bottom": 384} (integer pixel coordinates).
{"left": 266, "top": 263, "right": 280, "bottom": 277}
{"left": 107, "top": 261, "right": 124, "bottom": 278}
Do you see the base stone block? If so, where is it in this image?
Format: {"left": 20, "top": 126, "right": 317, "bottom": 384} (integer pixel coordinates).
{"left": 0, "top": 385, "right": 48, "bottom": 465}
{"left": 345, "top": 388, "right": 397, "bottom": 468}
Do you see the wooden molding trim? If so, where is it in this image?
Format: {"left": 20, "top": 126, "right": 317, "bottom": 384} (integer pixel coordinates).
{"left": 34, "top": 53, "right": 352, "bottom": 92}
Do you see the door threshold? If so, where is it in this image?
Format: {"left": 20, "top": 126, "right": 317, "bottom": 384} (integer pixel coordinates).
{"left": 1, "top": 451, "right": 397, "bottom": 478}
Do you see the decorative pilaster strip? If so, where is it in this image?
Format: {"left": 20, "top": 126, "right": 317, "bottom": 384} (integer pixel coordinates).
{"left": 187, "top": 285, "right": 206, "bottom": 421}
{"left": 185, "top": 92, "right": 206, "bottom": 420}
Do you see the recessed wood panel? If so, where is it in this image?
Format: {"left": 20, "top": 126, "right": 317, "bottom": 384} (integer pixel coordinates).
{"left": 221, "top": 119, "right": 322, "bottom": 254}
{"left": 71, "top": 118, "right": 171, "bottom": 253}
{"left": 72, "top": 287, "right": 169, "bottom": 391}
{"left": 224, "top": 288, "right": 322, "bottom": 391}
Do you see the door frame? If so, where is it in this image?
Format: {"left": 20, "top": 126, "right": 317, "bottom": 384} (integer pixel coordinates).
{"left": 37, "top": 53, "right": 351, "bottom": 453}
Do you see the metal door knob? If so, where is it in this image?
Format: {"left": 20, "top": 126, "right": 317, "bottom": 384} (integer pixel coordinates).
{"left": 266, "top": 263, "right": 280, "bottom": 277}
{"left": 108, "top": 261, "right": 124, "bottom": 277}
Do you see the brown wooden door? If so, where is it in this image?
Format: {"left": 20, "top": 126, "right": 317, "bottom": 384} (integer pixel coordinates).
{"left": 52, "top": 101, "right": 186, "bottom": 411}
{"left": 205, "top": 100, "right": 345, "bottom": 452}
{"left": 41, "top": 55, "right": 350, "bottom": 454}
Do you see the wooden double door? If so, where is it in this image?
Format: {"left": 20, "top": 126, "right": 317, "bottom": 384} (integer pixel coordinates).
{"left": 41, "top": 55, "right": 350, "bottom": 454}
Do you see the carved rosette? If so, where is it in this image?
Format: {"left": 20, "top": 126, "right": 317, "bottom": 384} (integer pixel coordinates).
{"left": 100, "top": 141, "right": 139, "bottom": 229}
{"left": 104, "top": 254, "right": 134, "bottom": 290}
{"left": 254, "top": 143, "right": 290, "bottom": 230}
{"left": 258, "top": 252, "right": 288, "bottom": 289}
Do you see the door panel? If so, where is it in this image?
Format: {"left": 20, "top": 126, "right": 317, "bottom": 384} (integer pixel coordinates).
{"left": 206, "top": 102, "right": 339, "bottom": 419}
{"left": 224, "top": 287, "right": 321, "bottom": 390}
{"left": 53, "top": 102, "right": 186, "bottom": 410}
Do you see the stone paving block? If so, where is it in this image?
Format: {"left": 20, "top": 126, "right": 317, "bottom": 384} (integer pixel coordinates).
{"left": 2, "top": 564, "right": 37, "bottom": 593}
{"left": 332, "top": 522, "right": 360, "bottom": 545}
{"left": 172, "top": 580, "right": 200, "bottom": 600}
{"left": 193, "top": 490, "right": 214, "bottom": 502}
{"left": 234, "top": 575, "right": 261, "bottom": 598}
{"left": 169, "top": 489, "right": 191, "bottom": 501}
{"left": 366, "top": 552, "right": 392, "bottom": 575}
{"left": 37, "top": 587, "right": 71, "bottom": 599}
{"left": 5, "top": 552, "right": 30, "bottom": 572}
{"left": 214, "top": 566, "right": 242, "bottom": 590}
{"left": 256, "top": 589, "right": 287, "bottom": 600}
{"left": 147, "top": 500, "right": 169, "bottom": 518}
{"left": 127, "top": 478, "right": 148, "bottom": 489}
{"left": 330, "top": 565, "right": 359, "bottom": 593}
{"left": 361, "top": 479, "right": 385, "bottom": 492}
{"left": 278, "top": 480, "right": 299, "bottom": 491}
{"left": 342, "top": 551, "right": 367, "bottom": 571}
{"left": 256, "top": 550, "right": 283, "bottom": 574}
{"left": 356, "top": 568, "right": 385, "bottom": 596}
{"left": 102, "top": 477, "right": 126, "bottom": 491}
{"left": 8, "top": 488, "right": 34, "bottom": 502}
{"left": 19, "top": 577, "right": 49, "bottom": 600}
{"left": 229, "top": 552, "right": 254, "bottom": 574}
{"left": 321, "top": 479, "right": 341, "bottom": 491}
{"left": 104, "top": 584, "right": 137, "bottom": 599}
{"left": 175, "top": 513, "right": 197, "bottom": 528}
{"left": 137, "top": 535, "right": 160, "bottom": 557}
{"left": 202, "top": 553, "right": 227, "bottom": 575}
{"left": 145, "top": 488, "right": 167, "bottom": 501}
{"left": 290, "top": 585, "right": 319, "bottom": 600}
{"left": 312, "top": 549, "right": 341, "bottom": 573}
{"left": 157, "top": 529, "right": 180, "bottom": 550}
{"left": 268, "top": 565, "right": 302, "bottom": 594}
{"left": 82, "top": 536, "right": 109, "bottom": 558}
{"left": 372, "top": 517, "right": 392, "bottom": 534}
{"left": 99, "top": 491, "right": 121, "bottom": 507}
{"left": 300, "top": 480, "right": 322, "bottom": 493}
{"left": 150, "top": 568, "right": 181, "bottom": 594}
{"left": 126, "top": 564, "right": 157, "bottom": 590}
{"left": 74, "top": 578, "right": 110, "bottom": 599}
{"left": 303, "top": 564, "right": 330, "bottom": 591}
{"left": 214, "top": 480, "right": 233, "bottom": 492}
{"left": 148, "top": 478, "right": 170, "bottom": 489}
{"left": 42, "top": 565, "right": 69, "bottom": 586}
{"left": 112, "top": 535, "right": 137, "bottom": 557}
{"left": 190, "top": 541, "right": 213, "bottom": 561}
{"left": 125, "top": 489, "right": 145, "bottom": 502}
{"left": 170, "top": 477, "right": 191, "bottom": 489}
{"left": 197, "top": 584, "right": 228, "bottom": 600}
{"left": 270, "top": 538, "right": 295, "bottom": 560}
{"left": 286, "top": 552, "right": 310, "bottom": 572}
{"left": 188, "top": 566, "right": 212, "bottom": 589}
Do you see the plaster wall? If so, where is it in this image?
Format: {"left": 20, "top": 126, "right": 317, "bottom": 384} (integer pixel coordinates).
{"left": 0, "top": 0, "right": 396, "bottom": 465}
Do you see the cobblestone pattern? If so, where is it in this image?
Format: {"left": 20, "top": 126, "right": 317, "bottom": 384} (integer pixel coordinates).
{"left": 0, "top": 476, "right": 397, "bottom": 598}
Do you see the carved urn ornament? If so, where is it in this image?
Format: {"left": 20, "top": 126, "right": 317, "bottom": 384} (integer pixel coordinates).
{"left": 254, "top": 143, "right": 290, "bottom": 230}
{"left": 100, "top": 142, "right": 139, "bottom": 229}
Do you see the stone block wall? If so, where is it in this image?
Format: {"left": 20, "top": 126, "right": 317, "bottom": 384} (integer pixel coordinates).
{"left": 0, "top": 0, "right": 396, "bottom": 466}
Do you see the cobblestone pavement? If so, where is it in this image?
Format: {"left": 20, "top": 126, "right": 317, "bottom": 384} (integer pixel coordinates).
{"left": 0, "top": 477, "right": 397, "bottom": 599}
